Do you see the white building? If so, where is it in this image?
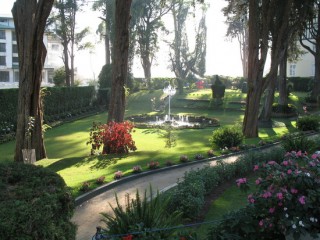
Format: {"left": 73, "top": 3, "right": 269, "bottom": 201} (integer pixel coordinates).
{"left": 0, "top": 14, "right": 61, "bottom": 89}
{"left": 287, "top": 41, "right": 315, "bottom": 78}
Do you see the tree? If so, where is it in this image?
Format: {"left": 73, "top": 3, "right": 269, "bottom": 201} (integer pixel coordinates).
{"left": 299, "top": 1, "right": 320, "bottom": 102}
{"left": 243, "top": 0, "right": 314, "bottom": 137}
{"left": 169, "top": 0, "right": 207, "bottom": 94}
{"left": 131, "top": 0, "right": 172, "bottom": 89}
{"left": 92, "top": 0, "right": 115, "bottom": 65}
{"left": 48, "top": 0, "right": 91, "bottom": 86}
{"left": 223, "top": 0, "right": 249, "bottom": 79}
{"left": 107, "top": 0, "right": 132, "bottom": 122}
{"left": 12, "top": 0, "right": 54, "bottom": 162}
{"left": 53, "top": 67, "right": 66, "bottom": 86}
{"left": 98, "top": 64, "right": 113, "bottom": 89}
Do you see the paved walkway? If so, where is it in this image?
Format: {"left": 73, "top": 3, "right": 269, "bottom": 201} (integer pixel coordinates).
{"left": 72, "top": 155, "right": 239, "bottom": 240}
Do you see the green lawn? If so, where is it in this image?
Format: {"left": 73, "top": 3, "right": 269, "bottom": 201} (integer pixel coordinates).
{"left": 0, "top": 89, "right": 307, "bottom": 196}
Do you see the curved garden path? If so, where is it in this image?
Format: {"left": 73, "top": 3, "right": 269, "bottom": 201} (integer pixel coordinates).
{"left": 72, "top": 154, "right": 240, "bottom": 240}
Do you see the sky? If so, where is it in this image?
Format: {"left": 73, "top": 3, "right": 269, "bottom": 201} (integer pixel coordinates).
{"left": 0, "top": 0, "right": 243, "bottom": 80}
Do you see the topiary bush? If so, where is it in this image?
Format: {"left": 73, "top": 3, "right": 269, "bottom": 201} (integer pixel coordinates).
{"left": 296, "top": 115, "right": 319, "bottom": 131}
{"left": 0, "top": 162, "right": 76, "bottom": 240}
{"left": 210, "top": 126, "right": 244, "bottom": 149}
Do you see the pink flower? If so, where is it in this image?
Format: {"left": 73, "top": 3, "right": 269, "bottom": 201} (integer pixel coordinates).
{"left": 282, "top": 161, "right": 289, "bottom": 166}
{"left": 259, "top": 220, "right": 264, "bottom": 227}
{"left": 255, "top": 178, "right": 262, "bottom": 185}
{"left": 253, "top": 165, "right": 259, "bottom": 171}
{"left": 278, "top": 202, "right": 283, "bottom": 206}
{"left": 268, "top": 161, "right": 277, "bottom": 165}
{"left": 269, "top": 207, "right": 275, "bottom": 213}
{"left": 262, "top": 191, "right": 272, "bottom": 198}
{"left": 287, "top": 169, "right": 292, "bottom": 174}
{"left": 291, "top": 188, "right": 298, "bottom": 194}
{"left": 299, "top": 196, "right": 306, "bottom": 205}
{"left": 296, "top": 150, "right": 302, "bottom": 157}
{"left": 236, "top": 178, "right": 247, "bottom": 187}
{"left": 277, "top": 192, "right": 283, "bottom": 200}
{"left": 311, "top": 154, "right": 318, "bottom": 159}
{"left": 309, "top": 161, "right": 316, "bottom": 167}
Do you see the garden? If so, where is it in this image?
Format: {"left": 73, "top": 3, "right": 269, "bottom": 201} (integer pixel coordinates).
{"left": 1, "top": 85, "right": 320, "bottom": 240}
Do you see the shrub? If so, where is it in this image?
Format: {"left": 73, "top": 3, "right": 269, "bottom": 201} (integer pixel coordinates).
{"left": 207, "top": 149, "right": 215, "bottom": 157}
{"left": 96, "top": 176, "right": 105, "bottom": 185}
{"left": 296, "top": 115, "right": 319, "bottom": 131}
{"left": 80, "top": 181, "right": 90, "bottom": 192}
{"left": 272, "top": 103, "right": 297, "bottom": 114}
{"left": 0, "top": 163, "right": 76, "bottom": 240}
{"left": 114, "top": 171, "right": 123, "bottom": 180}
{"left": 209, "top": 151, "right": 320, "bottom": 239}
{"left": 100, "top": 188, "right": 182, "bottom": 239}
{"left": 132, "top": 165, "right": 142, "bottom": 173}
{"left": 87, "top": 121, "right": 137, "bottom": 155}
{"left": 194, "top": 154, "right": 205, "bottom": 160}
{"left": 165, "top": 160, "right": 174, "bottom": 166}
{"left": 147, "top": 161, "right": 159, "bottom": 170}
{"left": 53, "top": 67, "right": 66, "bottom": 87}
{"left": 179, "top": 155, "right": 189, "bottom": 163}
{"left": 281, "top": 133, "right": 315, "bottom": 153}
{"left": 210, "top": 125, "right": 244, "bottom": 149}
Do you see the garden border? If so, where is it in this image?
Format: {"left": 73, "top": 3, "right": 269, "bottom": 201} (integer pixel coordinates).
{"left": 75, "top": 131, "right": 318, "bottom": 206}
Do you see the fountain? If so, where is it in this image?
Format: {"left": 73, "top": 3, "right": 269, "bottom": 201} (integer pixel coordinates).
{"left": 163, "top": 84, "right": 176, "bottom": 122}
{"left": 127, "top": 84, "right": 220, "bottom": 128}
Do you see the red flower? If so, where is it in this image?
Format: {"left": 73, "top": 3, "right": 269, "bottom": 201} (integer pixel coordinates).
{"left": 122, "top": 234, "right": 133, "bottom": 240}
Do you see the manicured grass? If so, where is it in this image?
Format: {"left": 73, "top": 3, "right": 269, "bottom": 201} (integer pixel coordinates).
{"left": 196, "top": 175, "right": 258, "bottom": 239}
{"left": 0, "top": 89, "right": 308, "bottom": 196}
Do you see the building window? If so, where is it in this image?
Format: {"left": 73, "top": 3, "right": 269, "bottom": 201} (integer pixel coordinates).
{"left": 51, "top": 44, "right": 59, "bottom": 51}
{"left": 0, "top": 43, "right": 5, "bottom": 52}
{"left": 0, "top": 56, "right": 6, "bottom": 66}
{"left": 0, "top": 71, "right": 9, "bottom": 82}
{"left": 0, "top": 30, "right": 5, "bottom": 40}
{"left": 12, "top": 44, "right": 18, "bottom": 54}
{"left": 12, "top": 31, "right": 16, "bottom": 41}
{"left": 289, "top": 64, "right": 296, "bottom": 76}
{"left": 14, "top": 71, "right": 19, "bottom": 82}
{"left": 12, "top": 57, "right": 19, "bottom": 65}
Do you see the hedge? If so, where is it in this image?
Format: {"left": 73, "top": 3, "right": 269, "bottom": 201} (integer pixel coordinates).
{"left": 0, "top": 162, "right": 76, "bottom": 239}
{"left": 288, "top": 77, "right": 313, "bottom": 92}
{"left": 0, "top": 86, "right": 98, "bottom": 137}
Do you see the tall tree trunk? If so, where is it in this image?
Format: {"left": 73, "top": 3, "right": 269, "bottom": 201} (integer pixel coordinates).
{"left": 259, "top": 70, "right": 278, "bottom": 121}
{"left": 311, "top": 47, "right": 320, "bottom": 101}
{"left": 278, "top": 49, "right": 288, "bottom": 106}
{"left": 62, "top": 41, "right": 71, "bottom": 87}
{"left": 105, "top": 25, "right": 111, "bottom": 64}
{"left": 12, "top": 0, "right": 53, "bottom": 162}
{"left": 107, "top": 0, "right": 132, "bottom": 122}
{"left": 71, "top": 46, "right": 75, "bottom": 86}
{"left": 142, "top": 55, "right": 152, "bottom": 89}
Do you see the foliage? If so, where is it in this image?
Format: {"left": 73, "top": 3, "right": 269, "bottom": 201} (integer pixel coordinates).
{"left": 209, "top": 151, "right": 320, "bottom": 240}
{"left": 210, "top": 125, "right": 244, "bottom": 149}
{"left": 114, "top": 171, "right": 123, "bottom": 180}
{"left": 98, "top": 64, "right": 113, "bottom": 89}
{"left": 100, "top": 188, "right": 182, "bottom": 239}
{"left": 179, "top": 155, "right": 189, "bottom": 163}
{"left": 87, "top": 121, "right": 137, "bottom": 155}
{"left": 132, "top": 165, "right": 142, "bottom": 173}
{"left": 169, "top": 148, "right": 286, "bottom": 220}
{"left": 53, "top": 67, "right": 66, "bottom": 87}
{"left": 0, "top": 162, "right": 76, "bottom": 239}
{"left": 281, "top": 133, "right": 315, "bottom": 153}
{"left": 211, "top": 76, "right": 226, "bottom": 99}
{"left": 271, "top": 103, "right": 297, "bottom": 114}
{"left": 288, "top": 77, "right": 313, "bottom": 92}
{"left": 96, "top": 176, "right": 105, "bottom": 185}
{"left": 296, "top": 115, "right": 320, "bottom": 132}
{"left": 80, "top": 181, "right": 90, "bottom": 192}
{"left": 147, "top": 161, "right": 159, "bottom": 170}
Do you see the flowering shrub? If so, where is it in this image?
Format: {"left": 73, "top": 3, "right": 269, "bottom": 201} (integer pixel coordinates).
{"left": 96, "top": 176, "right": 105, "bottom": 185}
{"left": 207, "top": 149, "right": 215, "bottom": 157}
{"left": 132, "top": 165, "right": 142, "bottom": 173}
{"left": 87, "top": 121, "right": 137, "bottom": 155}
{"left": 235, "top": 151, "right": 320, "bottom": 238}
{"left": 179, "top": 155, "right": 189, "bottom": 163}
{"left": 166, "top": 160, "right": 174, "bottom": 166}
{"left": 114, "top": 171, "right": 123, "bottom": 180}
{"left": 147, "top": 161, "right": 159, "bottom": 170}
{"left": 194, "top": 154, "right": 205, "bottom": 160}
{"left": 80, "top": 182, "right": 90, "bottom": 192}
